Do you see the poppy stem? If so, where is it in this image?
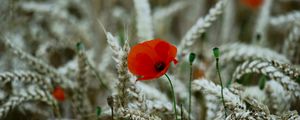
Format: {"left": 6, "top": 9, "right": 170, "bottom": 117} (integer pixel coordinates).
{"left": 180, "top": 103, "right": 183, "bottom": 120}
{"left": 188, "top": 52, "right": 195, "bottom": 120}
{"left": 213, "top": 47, "right": 227, "bottom": 118}
{"left": 54, "top": 103, "right": 62, "bottom": 119}
{"left": 188, "top": 63, "right": 192, "bottom": 120}
{"left": 88, "top": 62, "right": 108, "bottom": 90}
{"left": 165, "top": 74, "right": 178, "bottom": 120}
{"left": 215, "top": 58, "right": 228, "bottom": 118}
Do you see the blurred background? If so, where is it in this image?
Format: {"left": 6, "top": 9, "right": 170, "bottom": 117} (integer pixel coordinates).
{"left": 0, "top": 0, "right": 300, "bottom": 120}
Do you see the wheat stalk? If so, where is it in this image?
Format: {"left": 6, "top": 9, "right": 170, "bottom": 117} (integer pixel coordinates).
{"left": 106, "top": 32, "right": 121, "bottom": 54}
{"left": 98, "top": 46, "right": 113, "bottom": 72}
{"left": 252, "top": 0, "right": 273, "bottom": 45}
{"left": 220, "top": 43, "right": 290, "bottom": 63}
{"left": 136, "top": 81, "right": 191, "bottom": 119}
{"left": 221, "top": 0, "right": 235, "bottom": 43}
{"left": 136, "top": 82, "right": 168, "bottom": 102}
{"left": 115, "top": 41, "right": 135, "bottom": 107}
{"left": 153, "top": 1, "right": 187, "bottom": 36}
{"left": 192, "top": 79, "right": 283, "bottom": 119}
{"left": 282, "top": 23, "right": 300, "bottom": 62}
{"left": 0, "top": 71, "right": 51, "bottom": 90}
{"left": 133, "top": 0, "right": 154, "bottom": 41}
{"left": 71, "top": 43, "right": 92, "bottom": 119}
{"left": 3, "top": 36, "right": 77, "bottom": 89}
{"left": 0, "top": 86, "right": 56, "bottom": 119}
{"left": 279, "top": 111, "right": 300, "bottom": 120}
{"left": 207, "top": 43, "right": 290, "bottom": 80}
{"left": 265, "top": 80, "right": 291, "bottom": 114}
{"left": 221, "top": 91, "right": 275, "bottom": 120}
{"left": 117, "top": 107, "right": 161, "bottom": 120}
{"left": 178, "top": 0, "right": 228, "bottom": 57}
{"left": 205, "top": 94, "right": 222, "bottom": 120}
{"left": 147, "top": 99, "right": 190, "bottom": 119}
{"left": 232, "top": 59, "right": 300, "bottom": 98}
{"left": 105, "top": 32, "right": 138, "bottom": 109}
{"left": 225, "top": 90, "right": 274, "bottom": 119}
{"left": 271, "top": 60, "right": 300, "bottom": 80}
{"left": 270, "top": 11, "right": 300, "bottom": 26}
{"left": 192, "top": 79, "right": 246, "bottom": 113}
{"left": 226, "top": 110, "right": 271, "bottom": 120}
{"left": 153, "top": 1, "right": 187, "bottom": 23}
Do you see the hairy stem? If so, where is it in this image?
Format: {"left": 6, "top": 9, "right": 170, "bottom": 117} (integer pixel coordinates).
{"left": 188, "top": 63, "right": 192, "bottom": 120}
{"left": 216, "top": 58, "right": 227, "bottom": 118}
{"left": 165, "top": 74, "right": 178, "bottom": 120}
{"left": 87, "top": 62, "right": 108, "bottom": 90}
{"left": 54, "top": 104, "right": 62, "bottom": 119}
{"left": 181, "top": 103, "right": 183, "bottom": 120}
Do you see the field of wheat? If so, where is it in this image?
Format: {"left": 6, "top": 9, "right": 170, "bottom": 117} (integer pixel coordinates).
{"left": 0, "top": 0, "right": 299, "bottom": 120}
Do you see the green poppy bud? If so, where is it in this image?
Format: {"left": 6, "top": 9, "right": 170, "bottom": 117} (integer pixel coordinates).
{"left": 76, "top": 42, "right": 85, "bottom": 51}
{"left": 213, "top": 47, "right": 220, "bottom": 58}
{"left": 189, "top": 53, "right": 196, "bottom": 64}
{"left": 96, "top": 106, "right": 102, "bottom": 116}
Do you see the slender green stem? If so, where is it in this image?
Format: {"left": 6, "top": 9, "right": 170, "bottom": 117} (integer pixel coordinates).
{"left": 111, "top": 105, "right": 114, "bottom": 120}
{"left": 87, "top": 62, "right": 108, "bottom": 90}
{"left": 76, "top": 42, "right": 108, "bottom": 90}
{"left": 216, "top": 58, "right": 227, "bottom": 118}
{"left": 180, "top": 104, "right": 183, "bottom": 120}
{"left": 188, "top": 64, "right": 192, "bottom": 120}
{"left": 165, "top": 74, "right": 178, "bottom": 120}
{"left": 54, "top": 104, "right": 62, "bottom": 119}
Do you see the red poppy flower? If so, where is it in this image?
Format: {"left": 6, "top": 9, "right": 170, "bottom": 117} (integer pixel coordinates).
{"left": 128, "top": 39, "right": 177, "bottom": 80}
{"left": 241, "top": 0, "right": 264, "bottom": 9}
{"left": 52, "top": 86, "right": 65, "bottom": 101}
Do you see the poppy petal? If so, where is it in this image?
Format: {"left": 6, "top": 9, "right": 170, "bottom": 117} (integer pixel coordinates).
{"left": 242, "top": 0, "right": 263, "bottom": 9}
{"left": 134, "top": 53, "right": 156, "bottom": 75}
{"left": 144, "top": 38, "right": 177, "bottom": 63}
{"left": 138, "top": 75, "right": 157, "bottom": 80}
{"left": 167, "top": 44, "right": 177, "bottom": 63}
{"left": 128, "top": 43, "right": 158, "bottom": 77}
{"left": 139, "top": 63, "right": 170, "bottom": 80}
{"left": 52, "top": 86, "right": 65, "bottom": 101}
{"left": 143, "top": 38, "right": 165, "bottom": 48}
{"left": 173, "top": 59, "right": 178, "bottom": 65}
{"left": 154, "top": 41, "right": 170, "bottom": 61}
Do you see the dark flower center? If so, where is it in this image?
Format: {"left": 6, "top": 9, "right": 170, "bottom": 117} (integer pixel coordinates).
{"left": 154, "top": 62, "right": 166, "bottom": 72}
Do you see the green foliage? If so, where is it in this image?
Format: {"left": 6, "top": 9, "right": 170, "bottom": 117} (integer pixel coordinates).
{"left": 258, "top": 75, "right": 266, "bottom": 90}
{"left": 297, "top": 77, "right": 300, "bottom": 84}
